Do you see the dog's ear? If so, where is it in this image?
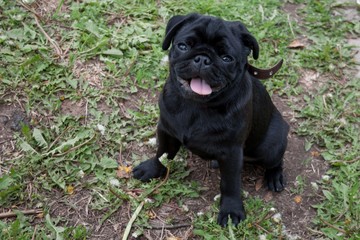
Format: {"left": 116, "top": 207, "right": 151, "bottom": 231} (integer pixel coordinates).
{"left": 241, "top": 33, "right": 259, "bottom": 60}
{"left": 229, "top": 22, "right": 259, "bottom": 60}
{"left": 162, "top": 13, "right": 200, "bottom": 50}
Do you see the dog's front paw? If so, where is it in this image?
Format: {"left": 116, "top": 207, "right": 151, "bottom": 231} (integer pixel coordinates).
{"left": 217, "top": 196, "right": 246, "bottom": 227}
{"left": 133, "top": 158, "right": 167, "bottom": 182}
{"left": 265, "top": 166, "right": 285, "bottom": 192}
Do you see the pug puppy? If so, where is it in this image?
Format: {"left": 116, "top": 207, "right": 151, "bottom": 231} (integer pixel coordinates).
{"left": 133, "top": 13, "right": 289, "bottom": 226}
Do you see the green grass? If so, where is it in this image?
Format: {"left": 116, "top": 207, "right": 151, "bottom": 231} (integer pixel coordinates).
{"left": 0, "top": 0, "right": 359, "bottom": 239}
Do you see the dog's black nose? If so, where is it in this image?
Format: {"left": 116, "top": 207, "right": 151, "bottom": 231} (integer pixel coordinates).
{"left": 194, "top": 55, "right": 212, "bottom": 66}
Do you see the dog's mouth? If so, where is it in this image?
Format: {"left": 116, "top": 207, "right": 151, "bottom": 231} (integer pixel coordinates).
{"left": 177, "top": 77, "right": 223, "bottom": 96}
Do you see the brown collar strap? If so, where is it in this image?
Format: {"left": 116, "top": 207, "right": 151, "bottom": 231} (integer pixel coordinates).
{"left": 247, "top": 59, "right": 283, "bottom": 80}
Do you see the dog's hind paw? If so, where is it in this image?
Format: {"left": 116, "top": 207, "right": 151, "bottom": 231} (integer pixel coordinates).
{"left": 133, "top": 158, "right": 167, "bottom": 182}
{"left": 265, "top": 166, "right": 285, "bottom": 192}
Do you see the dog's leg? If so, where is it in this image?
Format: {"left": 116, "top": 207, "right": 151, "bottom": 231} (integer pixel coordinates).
{"left": 217, "top": 147, "right": 246, "bottom": 226}
{"left": 133, "top": 127, "right": 181, "bottom": 182}
{"left": 257, "top": 112, "right": 289, "bottom": 192}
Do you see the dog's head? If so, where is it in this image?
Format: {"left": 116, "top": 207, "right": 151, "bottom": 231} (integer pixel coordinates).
{"left": 162, "top": 13, "right": 259, "bottom": 101}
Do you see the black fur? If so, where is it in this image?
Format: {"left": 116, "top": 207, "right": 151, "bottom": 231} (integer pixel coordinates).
{"left": 133, "top": 13, "right": 289, "bottom": 227}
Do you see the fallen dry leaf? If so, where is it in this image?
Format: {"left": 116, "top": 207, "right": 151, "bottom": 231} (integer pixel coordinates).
{"left": 255, "top": 178, "right": 263, "bottom": 191}
{"left": 167, "top": 237, "right": 181, "bottom": 240}
{"left": 294, "top": 195, "right": 302, "bottom": 204}
{"left": 311, "top": 151, "right": 320, "bottom": 157}
{"left": 264, "top": 191, "right": 273, "bottom": 202}
{"left": 66, "top": 185, "right": 74, "bottom": 195}
{"left": 147, "top": 210, "right": 157, "bottom": 219}
{"left": 116, "top": 165, "right": 132, "bottom": 179}
{"left": 288, "top": 39, "right": 306, "bottom": 49}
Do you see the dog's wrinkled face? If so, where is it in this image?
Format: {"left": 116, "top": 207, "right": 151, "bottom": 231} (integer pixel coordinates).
{"left": 163, "top": 14, "right": 259, "bottom": 101}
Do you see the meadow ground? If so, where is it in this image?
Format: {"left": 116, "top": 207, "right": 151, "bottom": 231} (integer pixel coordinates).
{"left": 0, "top": 0, "right": 359, "bottom": 239}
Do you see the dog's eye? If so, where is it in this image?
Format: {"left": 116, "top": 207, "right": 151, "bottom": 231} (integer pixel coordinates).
{"left": 177, "top": 43, "right": 188, "bottom": 51}
{"left": 222, "top": 55, "right": 234, "bottom": 62}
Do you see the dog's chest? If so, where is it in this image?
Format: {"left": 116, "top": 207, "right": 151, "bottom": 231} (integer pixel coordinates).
{"left": 178, "top": 113, "right": 207, "bottom": 146}
{"left": 167, "top": 110, "right": 205, "bottom": 142}
{"left": 161, "top": 107, "right": 236, "bottom": 159}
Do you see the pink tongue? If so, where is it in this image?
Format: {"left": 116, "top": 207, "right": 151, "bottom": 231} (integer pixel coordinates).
{"left": 190, "top": 78, "right": 212, "bottom": 95}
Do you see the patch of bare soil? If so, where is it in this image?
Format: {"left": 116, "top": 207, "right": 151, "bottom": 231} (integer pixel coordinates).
{"left": 0, "top": 98, "right": 28, "bottom": 164}
{"left": 60, "top": 99, "right": 87, "bottom": 117}
{"left": 31, "top": 0, "right": 69, "bottom": 18}
{"left": 73, "top": 60, "right": 107, "bottom": 89}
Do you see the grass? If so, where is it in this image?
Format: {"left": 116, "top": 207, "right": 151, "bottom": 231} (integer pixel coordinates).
{"left": 0, "top": 0, "right": 359, "bottom": 239}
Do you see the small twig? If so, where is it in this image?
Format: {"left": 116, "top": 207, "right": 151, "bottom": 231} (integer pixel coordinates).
{"left": 17, "top": 0, "right": 41, "bottom": 18}
{"left": 142, "top": 166, "right": 170, "bottom": 198}
{"left": 52, "top": 134, "right": 96, "bottom": 157}
{"left": 306, "top": 227, "right": 325, "bottom": 236}
{"left": 0, "top": 139, "right": 14, "bottom": 145}
{"left": 320, "top": 218, "right": 347, "bottom": 234}
{"left": 18, "top": 1, "right": 63, "bottom": 58}
{"left": 142, "top": 223, "right": 191, "bottom": 230}
{"left": 246, "top": 210, "right": 276, "bottom": 235}
{"left": 255, "top": 211, "right": 274, "bottom": 224}
{"left": 0, "top": 114, "right": 10, "bottom": 120}
{"left": 253, "top": 222, "right": 271, "bottom": 234}
{"left": 345, "top": 157, "right": 360, "bottom": 163}
{"left": 124, "top": 59, "right": 137, "bottom": 78}
{"left": 287, "top": 14, "right": 296, "bottom": 39}
{"left": 14, "top": 96, "right": 25, "bottom": 112}
{"left": 33, "top": 15, "right": 63, "bottom": 57}
{"left": 63, "top": 37, "right": 74, "bottom": 56}
{"left": 0, "top": 209, "right": 42, "bottom": 219}
{"left": 31, "top": 225, "right": 37, "bottom": 240}
{"left": 160, "top": 226, "right": 165, "bottom": 240}
{"left": 46, "top": 126, "right": 71, "bottom": 151}
{"left": 78, "top": 39, "right": 108, "bottom": 57}
{"left": 183, "top": 225, "right": 194, "bottom": 240}
{"left": 118, "top": 144, "right": 123, "bottom": 164}
{"left": 84, "top": 98, "right": 89, "bottom": 125}
{"left": 85, "top": 196, "right": 92, "bottom": 217}
{"left": 334, "top": 210, "right": 347, "bottom": 223}
{"left": 109, "top": 186, "right": 124, "bottom": 200}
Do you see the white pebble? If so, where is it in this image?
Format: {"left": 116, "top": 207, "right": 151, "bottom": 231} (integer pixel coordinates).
{"left": 271, "top": 213, "right": 282, "bottom": 223}
{"left": 144, "top": 198, "right": 154, "bottom": 204}
{"left": 97, "top": 124, "right": 106, "bottom": 135}
{"left": 78, "top": 170, "right": 85, "bottom": 178}
{"left": 259, "top": 234, "right": 267, "bottom": 240}
{"left": 109, "top": 178, "right": 120, "bottom": 187}
{"left": 182, "top": 205, "right": 189, "bottom": 212}
{"left": 197, "top": 211, "right": 204, "bottom": 216}
{"left": 311, "top": 182, "right": 319, "bottom": 191}
{"left": 213, "top": 194, "right": 221, "bottom": 201}
{"left": 322, "top": 175, "right": 330, "bottom": 181}
{"left": 147, "top": 137, "right": 157, "bottom": 147}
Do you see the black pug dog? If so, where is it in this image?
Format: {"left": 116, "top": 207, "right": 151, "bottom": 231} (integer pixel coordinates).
{"left": 133, "top": 13, "right": 289, "bottom": 226}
